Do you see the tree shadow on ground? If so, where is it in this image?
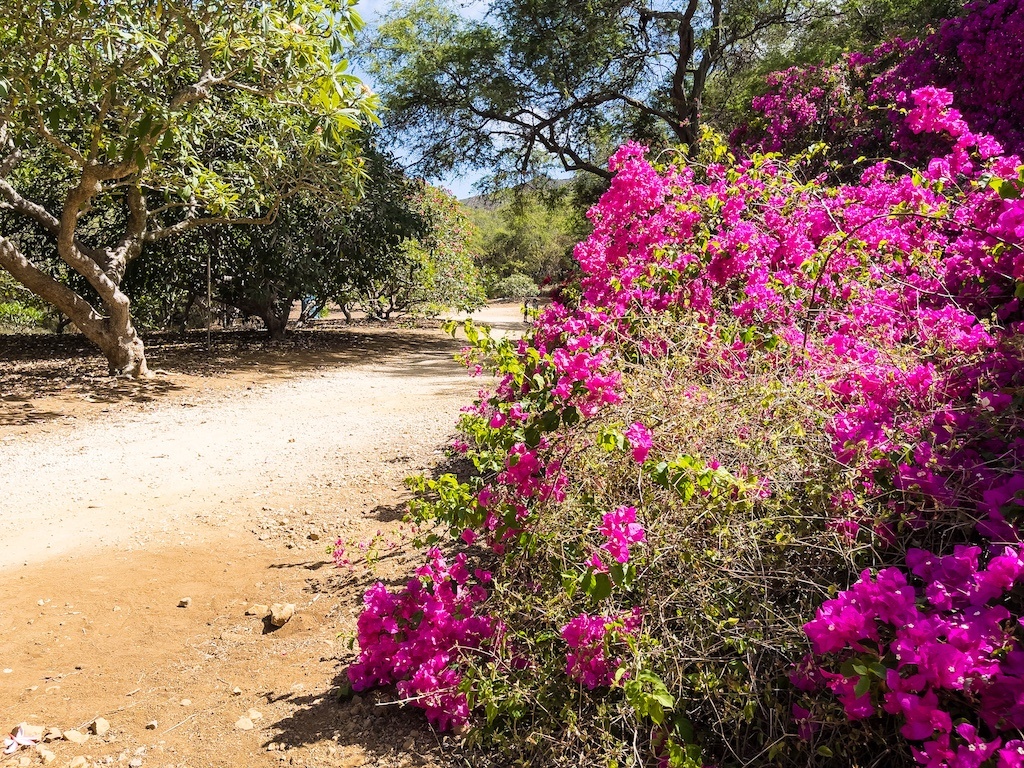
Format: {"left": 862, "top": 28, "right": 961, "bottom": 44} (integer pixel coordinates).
{"left": 261, "top": 670, "right": 451, "bottom": 766}
{"left": 0, "top": 324, "right": 468, "bottom": 428}
{"left": 368, "top": 501, "right": 408, "bottom": 522}
{"left": 266, "top": 560, "right": 334, "bottom": 571}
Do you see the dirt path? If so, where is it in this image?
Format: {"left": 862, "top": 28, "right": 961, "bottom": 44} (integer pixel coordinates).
{"left": 0, "top": 310, "right": 520, "bottom": 768}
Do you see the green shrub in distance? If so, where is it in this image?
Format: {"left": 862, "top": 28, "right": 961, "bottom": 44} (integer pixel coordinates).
{"left": 491, "top": 273, "right": 539, "bottom": 300}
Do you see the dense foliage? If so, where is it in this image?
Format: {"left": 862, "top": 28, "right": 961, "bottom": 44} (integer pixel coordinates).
{"left": 466, "top": 187, "right": 584, "bottom": 294}
{"left": 0, "top": 0, "right": 374, "bottom": 373}
{"left": 739, "top": 0, "right": 1024, "bottom": 166}
{"left": 360, "top": 0, "right": 833, "bottom": 184}
{"left": 129, "top": 143, "right": 446, "bottom": 336}
{"left": 352, "top": 185, "right": 486, "bottom": 320}
{"left": 343, "top": 2, "right": 1024, "bottom": 764}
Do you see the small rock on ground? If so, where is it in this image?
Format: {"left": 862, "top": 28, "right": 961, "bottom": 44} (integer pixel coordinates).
{"left": 269, "top": 603, "right": 295, "bottom": 627}
{"left": 63, "top": 729, "right": 89, "bottom": 745}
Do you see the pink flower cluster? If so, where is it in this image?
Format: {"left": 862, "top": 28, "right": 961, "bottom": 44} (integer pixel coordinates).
{"left": 742, "top": 0, "right": 1024, "bottom": 164}
{"left": 351, "top": 9, "right": 1024, "bottom": 749}
{"left": 516, "top": 92, "right": 1019, "bottom": 761}
{"left": 803, "top": 544, "right": 1024, "bottom": 764}
{"left": 347, "top": 549, "right": 496, "bottom": 730}
{"left": 598, "top": 505, "right": 646, "bottom": 564}
{"left": 561, "top": 608, "right": 642, "bottom": 689}
{"left": 624, "top": 422, "right": 653, "bottom": 463}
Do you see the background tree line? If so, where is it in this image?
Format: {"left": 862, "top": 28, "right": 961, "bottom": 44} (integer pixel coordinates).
{"left": 0, "top": 0, "right": 484, "bottom": 376}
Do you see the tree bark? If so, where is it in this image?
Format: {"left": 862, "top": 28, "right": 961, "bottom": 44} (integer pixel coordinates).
{"left": 0, "top": 234, "right": 149, "bottom": 376}
{"left": 264, "top": 306, "right": 289, "bottom": 341}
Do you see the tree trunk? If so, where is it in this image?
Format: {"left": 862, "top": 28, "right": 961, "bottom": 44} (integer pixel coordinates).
{"left": 179, "top": 290, "right": 198, "bottom": 336}
{"left": 264, "top": 308, "right": 289, "bottom": 341}
{"left": 96, "top": 320, "right": 149, "bottom": 377}
{"left": 0, "top": 235, "right": 149, "bottom": 376}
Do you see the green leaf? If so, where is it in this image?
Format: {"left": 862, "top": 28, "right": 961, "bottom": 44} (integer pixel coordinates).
{"left": 592, "top": 572, "right": 613, "bottom": 600}
{"left": 990, "top": 177, "right": 1022, "bottom": 200}
{"left": 853, "top": 674, "right": 871, "bottom": 698}
{"left": 538, "top": 409, "right": 560, "bottom": 432}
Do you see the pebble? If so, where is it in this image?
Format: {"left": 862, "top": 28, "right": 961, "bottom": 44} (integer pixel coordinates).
{"left": 36, "top": 747, "right": 56, "bottom": 765}
{"left": 43, "top": 727, "right": 62, "bottom": 742}
{"left": 245, "top": 604, "right": 269, "bottom": 618}
{"left": 234, "top": 717, "right": 254, "bottom": 731}
{"left": 247, "top": 709, "right": 263, "bottom": 721}
{"left": 129, "top": 759, "right": 144, "bottom": 768}
{"left": 18, "top": 757, "right": 30, "bottom": 767}
{"left": 145, "top": 721, "right": 158, "bottom": 730}
{"left": 69, "top": 758, "right": 88, "bottom": 768}
{"left": 232, "top": 687, "right": 242, "bottom": 696}
{"left": 16, "top": 724, "right": 44, "bottom": 741}
{"left": 90, "top": 717, "right": 110, "bottom": 736}
{"left": 63, "top": 729, "right": 89, "bottom": 745}
{"left": 403, "top": 736, "right": 415, "bottom": 752}
{"left": 180, "top": 699, "right": 191, "bottom": 707}
{"left": 269, "top": 603, "right": 295, "bottom": 627}
{"left": 178, "top": 597, "right": 192, "bottom": 608}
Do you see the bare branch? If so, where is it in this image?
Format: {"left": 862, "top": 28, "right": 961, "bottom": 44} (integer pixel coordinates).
{"left": 144, "top": 209, "right": 280, "bottom": 243}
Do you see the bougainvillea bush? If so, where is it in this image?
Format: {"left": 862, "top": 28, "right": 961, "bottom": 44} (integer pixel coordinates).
{"left": 344, "top": 21, "right": 1024, "bottom": 768}
{"left": 740, "top": 0, "right": 1024, "bottom": 169}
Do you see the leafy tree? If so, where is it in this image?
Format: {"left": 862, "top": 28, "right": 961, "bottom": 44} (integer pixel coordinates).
{"left": 361, "top": 0, "right": 828, "bottom": 183}
{"left": 356, "top": 185, "right": 486, "bottom": 320}
{"left": 190, "top": 144, "right": 428, "bottom": 337}
{"left": 134, "top": 146, "right": 477, "bottom": 335}
{"left": 702, "top": 0, "right": 964, "bottom": 129}
{"left": 0, "top": 0, "right": 375, "bottom": 375}
{"left": 467, "top": 185, "right": 585, "bottom": 291}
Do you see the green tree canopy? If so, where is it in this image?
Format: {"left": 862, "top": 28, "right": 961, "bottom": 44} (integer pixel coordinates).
{"left": 354, "top": 184, "right": 486, "bottom": 320}
{"left": 466, "top": 184, "right": 584, "bottom": 292}
{"left": 0, "top": 0, "right": 376, "bottom": 375}
{"left": 140, "top": 141, "right": 433, "bottom": 338}
{"left": 360, "top": 0, "right": 829, "bottom": 184}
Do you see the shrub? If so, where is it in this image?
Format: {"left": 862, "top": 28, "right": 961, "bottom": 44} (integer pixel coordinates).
{"left": 0, "top": 301, "right": 47, "bottom": 331}
{"left": 490, "top": 273, "right": 539, "bottom": 300}
{"left": 739, "top": 0, "right": 1024, "bottom": 169}
{"left": 346, "top": 72, "right": 1024, "bottom": 768}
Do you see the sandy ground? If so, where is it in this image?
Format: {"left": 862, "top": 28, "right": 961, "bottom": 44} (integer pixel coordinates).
{"left": 0, "top": 304, "right": 525, "bottom": 768}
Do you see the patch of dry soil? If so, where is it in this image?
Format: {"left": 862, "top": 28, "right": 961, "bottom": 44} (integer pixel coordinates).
{"left": 0, "top": 313, "right": 517, "bottom": 768}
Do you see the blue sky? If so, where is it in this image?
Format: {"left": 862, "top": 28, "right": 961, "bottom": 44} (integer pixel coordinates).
{"left": 351, "top": 0, "right": 489, "bottom": 198}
